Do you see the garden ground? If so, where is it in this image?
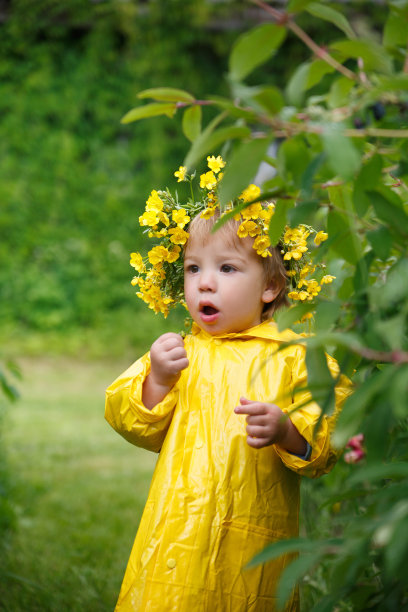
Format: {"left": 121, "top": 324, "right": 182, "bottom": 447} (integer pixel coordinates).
{"left": 1, "top": 356, "right": 157, "bottom": 612}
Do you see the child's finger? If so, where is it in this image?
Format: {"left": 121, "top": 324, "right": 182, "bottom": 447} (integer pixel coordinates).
{"left": 246, "top": 435, "right": 268, "bottom": 449}
{"left": 246, "top": 425, "right": 268, "bottom": 438}
{"left": 234, "top": 400, "right": 266, "bottom": 415}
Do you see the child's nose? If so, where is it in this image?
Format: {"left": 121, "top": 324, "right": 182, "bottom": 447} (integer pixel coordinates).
{"left": 198, "top": 270, "right": 216, "bottom": 292}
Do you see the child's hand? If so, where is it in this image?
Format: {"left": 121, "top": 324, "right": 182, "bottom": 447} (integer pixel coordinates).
{"left": 142, "top": 333, "right": 189, "bottom": 410}
{"left": 234, "top": 397, "right": 307, "bottom": 455}
{"left": 150, "top": 332, "right": 189, "bottom": 389}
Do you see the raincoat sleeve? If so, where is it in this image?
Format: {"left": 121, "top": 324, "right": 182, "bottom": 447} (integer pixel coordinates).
{"left": 274, "top": 345, "right": 352, "bottom": 478}
{"left": 105, "top": 352, "right": 178, "bottom": 453}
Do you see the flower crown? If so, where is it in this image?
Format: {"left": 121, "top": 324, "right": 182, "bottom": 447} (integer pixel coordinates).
{"left": 130, "top": 155, "right": 334, "bottom": 317}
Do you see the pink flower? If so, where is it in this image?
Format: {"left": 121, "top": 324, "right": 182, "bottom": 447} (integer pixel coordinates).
{"left": 344, "top": 434, "right": 365, "bottom": 464}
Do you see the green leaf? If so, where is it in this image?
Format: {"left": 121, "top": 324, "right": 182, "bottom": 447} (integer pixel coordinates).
{"left": 268, "top": 199, "right": 295, "bottom": 246}
{"left": 137, "top": 87, "right": 195, "bottom": 103}
{"left": 306, "top": 3, "right": 355, "bottom": 39}
{"left": 275, "top": 303, "right": 316, "bottom": 331}
{"left": 248, "top": 537, "right": 326, "bottom": 568}
{"left": 386, "top": 513, "right": 408, "bottom": 579}
{"left": 314, "top": 301, "right": 341, "bottom": 332}
{"left": 383, "top": 12, "right": 408, "bottom": 48}
{"left": 306, "top": 59, "right": 336, "bottom": 89}
{"left": 331, "top": 39, "right": 393, "bottom": 74}
{"left": 369, "top": 258, "right": 408, "bottom": 308}
{"left": 369, "top": 189, "right": 408, "bottom": 237}
{"left": 184, "top": 123, "right": 251, "bottom": 171}
{"left": 211, "top": 96, "right": 258, "bottom": 121}
{"left": 288, "top": 0, "right": 315, "bottom": 11}
{"left": 277, "top": 136, "right": 311, "bottom": 188}
{"left": 353, "top": 154, "right": 383, "bottom": 217}
{"left": 322, "top": 124, "right": 361, "bottom": 180}
{"left": 300, "top": 153, "right": 326, "bottom": 197}
{"left": 348, "top": 462, "right": 408, "bottom": 485}
{"left": 286, "top": 62, "right": 310, "bottom": 107}
{"left": 374, "top": 74, "right": 408, "bottom": 92}
{"left": 249, "top": 537, "right": 342, "bottom": 577}
{"left": 217, "top": 138, "right": 270, "bottom": 208}
{"left": 366, "top": 226, "right": 392, "bottom": 260}
{"left": 327, "top": 184, "right": 363, "bottom": 264}
{"left": 182, "top": 105, "right": 202, "bottom": 142}
{"left": 121, "top": 102, "right": 177, "bottom": 124}
{"left": 327, "top": 76, "right": 355, "bottom": 109}
{"left": 333, "top": 368, "right": 395, "bottom": 448}
{"left": 305, "top": 345, "right": 335, "bottom": 413}
{"left": 327, "top": 210, "right": 362, "bottom": 265}
{"left": 229, "top": 23, "right": 286, "bottom": 81}
{"left": 277, "top": 552, "right": 324, "bottom": 610}
{"left": 251, "top": 86, "right": 284, "bottom": 114}
{"left": 288, "top": 200, "right": 320, "bottom": 227}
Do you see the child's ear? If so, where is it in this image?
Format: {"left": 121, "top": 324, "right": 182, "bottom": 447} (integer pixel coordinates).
{"left": 262, "top": 283, "right": 280, "bottom": 304}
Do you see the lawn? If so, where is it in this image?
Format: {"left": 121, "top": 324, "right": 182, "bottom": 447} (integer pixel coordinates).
{"left": 1, "top": 357, "right": 157, "bottom": 612}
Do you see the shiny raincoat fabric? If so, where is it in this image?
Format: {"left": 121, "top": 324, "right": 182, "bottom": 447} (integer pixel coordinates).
{"left": 105, "top": 321, "right": 352, "bottom": 612}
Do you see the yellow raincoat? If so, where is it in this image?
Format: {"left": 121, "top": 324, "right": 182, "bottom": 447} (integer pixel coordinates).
{"left": 105, "top": 321, "right": 352, "bottom": 611}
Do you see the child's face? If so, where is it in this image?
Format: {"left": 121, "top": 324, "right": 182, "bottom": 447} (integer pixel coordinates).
{"left": 184, "top": 230, "right": 277, "bottom": 335}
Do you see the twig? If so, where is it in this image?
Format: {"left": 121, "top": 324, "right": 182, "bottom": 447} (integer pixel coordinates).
{"left": 355, "top": 348, "right": 408, "bottom": 364}
{"left": 250, "top": 0, "right": 357, "bottom": 82}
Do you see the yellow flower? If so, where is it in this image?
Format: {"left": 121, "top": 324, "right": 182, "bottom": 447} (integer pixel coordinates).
{"left": 200, "top": 171, "right": 217, "bottom": 190}
{"left": 149, "top": 228, "right": 168, "bottom": 238}
{"left": 207, "top": 155, "right": 225, "bottom": 174}
{"left": 321, "top": 275, "right": 336, "bottom": 284}
{"left": 241, "top": 202, "right": 263, "bottom": 220}
{"left": 253, "top": 235, "right": 271, "bottom": 257}
{"left": 172, "top": 208, "right": 190, "bottom": 228}
{"left": 305, "top": 280, "right": 321, "bottom": 297}
{"left": 139, "top": 210, "right": 159, "bottom": 228}
{"left": 131, "top": 276, "right": 140, "bottom": 286}
{"left": 237, "top": 220, "right": 260, "bottom": 238}
{"left": 168, "top": 227, "right": 189, "bottom": 245}
{"left": 300, "top": 264, "right": 315, "bottom": 278}
{"left": 130, "top": 252, "right": 145, "bottom": 273}
{"left": 148, "top": 245, "right": 169, "bottom": 265}
{"left": 146, "top": 190, "right": 164, "bottom": 212}
{"left": 298, "top": 290, "right": 310, "bottom": 301}
{"left": 201, "top": 206, "right": 217, "bottom": 219}
{"left": 283, "top": 244, "right": 307, "bottom": 261}
{"left": 174, "top": 166, "right": 187, "bottom": 182}
{"left": 240, "top": 184, "right": 261, "bottom": 203}
{"left": 314, "top": 231, "right": 328, "bottom": 246}
{"left": 166, "top": 246, "right": 181, "bottom": 263}
{"left": 288, "top": 290, "right": 300, "bottom": 300}
{"left": 258, "top": 203, "right": 275, "bottom": 223}
{"left": 284, "top": 226, "right": 310, "bottom": 245}
{"left": 207, "top": 191, "right": 217, "bottom": 205}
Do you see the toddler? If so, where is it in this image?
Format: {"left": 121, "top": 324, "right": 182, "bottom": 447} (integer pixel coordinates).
{"left": 105, "top": 160, "right": 351, "bottom": 611}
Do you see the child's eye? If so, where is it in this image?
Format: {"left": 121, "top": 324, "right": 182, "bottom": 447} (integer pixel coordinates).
{"left": 186, "top": 264, "right": 199, "bottom": 273}
{"left": 221, "top": 264, "right": 236, "bottom": 273}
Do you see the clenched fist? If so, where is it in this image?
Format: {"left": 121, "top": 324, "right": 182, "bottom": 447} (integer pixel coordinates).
{"left": 143, "top": 333, "right": 189, "bottom": 409}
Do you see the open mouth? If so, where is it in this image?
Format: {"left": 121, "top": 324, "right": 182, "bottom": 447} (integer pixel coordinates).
{"left": 199, "top": 303, "right": 220, "bottom": 323}
{"left": 201, "top": 305, "right": 218, "bottom": 316}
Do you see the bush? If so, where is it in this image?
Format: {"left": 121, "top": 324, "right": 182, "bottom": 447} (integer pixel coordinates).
{"left": 122, "top": 1, "right": 408, "bottom": 608}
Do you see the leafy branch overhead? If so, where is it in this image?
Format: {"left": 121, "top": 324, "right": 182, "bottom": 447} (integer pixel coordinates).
{"left": 122, "top": 1, "right": 408, "bottom": 609}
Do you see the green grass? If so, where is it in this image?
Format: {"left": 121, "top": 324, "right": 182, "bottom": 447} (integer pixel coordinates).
{"left": 0, "top": 356, "right": 157, "bottom": 611}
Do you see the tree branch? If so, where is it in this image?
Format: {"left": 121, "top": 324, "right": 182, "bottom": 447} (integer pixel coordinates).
{"left": 250, "top": 0, "right": 357, "bottom": 82}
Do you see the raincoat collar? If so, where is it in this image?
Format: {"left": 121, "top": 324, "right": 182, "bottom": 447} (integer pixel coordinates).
{"left": 191, "top": 320, "right": 305, "bottom": 344}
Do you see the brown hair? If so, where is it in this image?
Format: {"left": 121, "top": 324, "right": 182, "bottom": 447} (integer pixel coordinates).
{"left": 187, "top": 212, "right": 288, "bottom": 319}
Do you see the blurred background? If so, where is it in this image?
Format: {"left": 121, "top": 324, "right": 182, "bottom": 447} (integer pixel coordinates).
{"left": 0, "top": 2, "right": 386, "bottom": 610}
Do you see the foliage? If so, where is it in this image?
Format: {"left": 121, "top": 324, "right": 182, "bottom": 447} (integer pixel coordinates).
{"left": 0, "top": 359, "right": 20, "bottom": 563}
{"left": 123, "top": 1, "right": 408, "bottom": 609}
{"left": 0, "top": 0, "right": 242, "bottom": 352}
